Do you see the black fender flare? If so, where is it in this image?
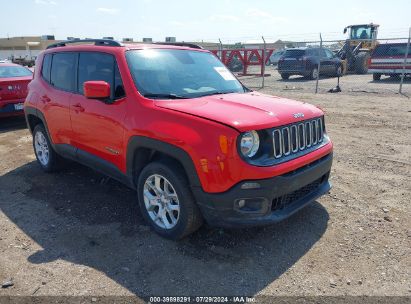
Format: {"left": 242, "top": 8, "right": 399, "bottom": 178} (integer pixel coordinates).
{"left": 24, "top": 106, "right": 51, "bottom": 138}
{"left": 126, "top": 136, "right": 202, "bottom": 189}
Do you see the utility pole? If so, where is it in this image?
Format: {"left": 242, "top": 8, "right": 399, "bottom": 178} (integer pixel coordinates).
{"left": 315, "top": 33, "right": 323, "bottom": 94}
{"left": 399, "top": 27, "right": 411, "bottom": 95}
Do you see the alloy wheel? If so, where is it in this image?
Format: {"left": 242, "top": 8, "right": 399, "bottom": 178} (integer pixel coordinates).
{"left": 143, "top": 174, "right": 180, "bottom": 229}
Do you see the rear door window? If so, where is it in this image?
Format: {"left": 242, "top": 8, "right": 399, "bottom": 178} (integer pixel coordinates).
{"left": 50, "top": 53, "right": 77, "bottom": 92}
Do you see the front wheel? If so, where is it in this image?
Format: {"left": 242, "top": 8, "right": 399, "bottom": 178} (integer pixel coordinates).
{"left": 355, "top": 52, "right": 370, "bottom": 74}
{"left": 137, "top": 161, "right": 203, "bottom": 239}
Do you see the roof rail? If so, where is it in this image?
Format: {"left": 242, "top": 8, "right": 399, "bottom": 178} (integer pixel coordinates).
{"left": 152, "top": 42, "right": 203, "bottom": 49}
{"left": 46, "top": 39, "right": 123, "bottom": 49}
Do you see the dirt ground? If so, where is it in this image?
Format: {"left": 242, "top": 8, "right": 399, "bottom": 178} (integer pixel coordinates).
{"left": 0, "top": 80, "right": 410, "bottom": 301}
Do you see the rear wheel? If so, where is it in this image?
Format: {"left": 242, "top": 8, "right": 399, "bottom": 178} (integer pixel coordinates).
{"left": 355, "top": 52, "right": 370, "bottom": 74}
{"left": 137, "top": 161, "right": 203, "bottom": 239}
{"left": 280, "top": 73, "right": 290, "bottom": 80}
{"left": 32, "top": 124, "right": 64, "bottom": 172}
{"left": 373, "top": 73, "right": 382, "bottom": 81}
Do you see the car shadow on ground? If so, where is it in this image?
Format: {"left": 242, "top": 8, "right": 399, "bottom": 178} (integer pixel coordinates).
{"left": 0, "top": 116, "right": 27, "bottom": 134}
{"left": 0, "top": 161, "right": 329, "bottom": 296}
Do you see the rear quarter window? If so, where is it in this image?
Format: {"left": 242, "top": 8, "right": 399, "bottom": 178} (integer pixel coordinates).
{"left": 41, "top": 54, "right": 52, "bottom": 83}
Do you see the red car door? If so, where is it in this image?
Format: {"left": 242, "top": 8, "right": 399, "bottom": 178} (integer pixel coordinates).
{"left": 40, "top": 52, "right": 76, "bottom": 145}
{"left": 69, "top": 52, "right": 127, "bottom": 171}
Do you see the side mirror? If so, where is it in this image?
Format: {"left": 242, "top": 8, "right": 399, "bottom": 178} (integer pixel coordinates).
{"left": 343, "top": 28, "right": 347, "bottom": 34}
{"left": 83, "top": 81, "right": 110, "bottom": 99}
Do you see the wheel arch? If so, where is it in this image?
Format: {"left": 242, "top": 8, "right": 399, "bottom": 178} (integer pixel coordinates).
{"left": 126, "top": 136, "right": 202, "bottom": 190}
{"left": 24, "top": 106, "right": 50, "bottom": 137}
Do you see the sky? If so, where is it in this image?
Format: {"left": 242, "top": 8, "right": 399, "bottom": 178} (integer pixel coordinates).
{"left": 2, "top": 0, "right": 410, "bottom": 43}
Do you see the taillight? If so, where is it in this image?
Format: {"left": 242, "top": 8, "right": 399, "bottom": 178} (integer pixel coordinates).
{"left": 367, "top": 57, "right": 372, "bottom": 66}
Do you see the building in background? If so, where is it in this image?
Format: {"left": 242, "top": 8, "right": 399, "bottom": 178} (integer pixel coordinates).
{"left": 0, "top": 36, "right": 59, "bottom": 65}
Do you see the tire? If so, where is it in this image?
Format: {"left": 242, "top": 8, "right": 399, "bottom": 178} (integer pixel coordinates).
{"left": 32, "top": 124, "right": 64, "bottom": 172}
{"left": 137, "top": 160, "right": 203, "bottom": 240}
{"left": 309, "top": 67, "right": 319, "bottom": 80}
{"left": 355, "top": 52, "right": 370, "bottom": 74}
{"left": 280, "top": 73, "right": 290, "bottom": 80}
{"left": 373, "top": 73, "right": 381, "bottom": 81}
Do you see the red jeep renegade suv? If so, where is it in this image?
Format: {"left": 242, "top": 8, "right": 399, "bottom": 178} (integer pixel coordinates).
{"left": 25, "top": 39, "right": 333, "bottom": 239}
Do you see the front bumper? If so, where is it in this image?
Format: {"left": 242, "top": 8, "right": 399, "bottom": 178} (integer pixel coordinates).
{"left": 193, "top": 153, "right": 332, "bottom": 228}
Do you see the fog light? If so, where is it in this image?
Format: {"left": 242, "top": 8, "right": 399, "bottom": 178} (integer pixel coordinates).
{"left": 234, "top": 197, "right": 268, "bottom": 214}
{"left": 237, "top": 199, "right": 246, "bottom": 208}
{"left": 241, "top": 182, "right": 261, "bottom": 190}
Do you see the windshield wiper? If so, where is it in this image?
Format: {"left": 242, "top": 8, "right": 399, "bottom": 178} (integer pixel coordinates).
{"left": 197, "top": 91, "right": 239, "bottom": 98}
{"left": 143, "top": 93, "right": 188, "bottom": 99}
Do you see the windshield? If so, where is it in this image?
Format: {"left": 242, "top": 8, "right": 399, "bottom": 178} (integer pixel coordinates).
{"left": 126, "top": 49, "right": 245, "bottom": 98}
{"left": 0, "top": 65, "right": 33, "bottom": 78}
{"left": 350, "top": 26, "right": 371, "bottom": 40}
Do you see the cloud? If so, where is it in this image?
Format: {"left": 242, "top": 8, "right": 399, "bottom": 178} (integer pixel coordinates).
{"left": 97, "top": 7, "right": 120, "bottom": 15}
{"left": 245, "top": 8, "right": 287, "bottom": 23}
{"left": 169, "top": 21, "right": 185, "bottom": 27}
{"left": 209, "top": 14, "right": 239, "bottom": 22}
{"left": 35, "top": 0, "right": 57, "bottom": 5}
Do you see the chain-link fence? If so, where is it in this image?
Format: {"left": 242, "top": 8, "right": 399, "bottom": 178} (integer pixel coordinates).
{"left": 206, "top": 27, "right": 411, "bottom": 97}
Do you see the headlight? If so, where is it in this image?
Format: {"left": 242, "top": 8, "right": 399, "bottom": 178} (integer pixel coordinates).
{"left": 240, "top": 131, "right": 260, "bottom": 158}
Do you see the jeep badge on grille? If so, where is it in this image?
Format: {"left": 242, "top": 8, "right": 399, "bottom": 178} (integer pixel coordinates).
{"left": 293, "top": 113, "right": 304, "bottom": 118}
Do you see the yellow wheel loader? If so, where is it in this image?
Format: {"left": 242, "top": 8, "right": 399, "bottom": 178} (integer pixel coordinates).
{"left": 337, "top": 23, "right": 379, "bottom": 74}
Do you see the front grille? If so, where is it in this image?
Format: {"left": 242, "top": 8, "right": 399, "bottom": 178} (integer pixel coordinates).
{"left": 272, "top": 117, "right": 324, "bottom": 159}
{"left": 271, "top": 176, "right": 324, "bottom": 211}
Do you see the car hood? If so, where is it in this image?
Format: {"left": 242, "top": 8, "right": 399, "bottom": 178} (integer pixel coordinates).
{"left": 154, "top": 92, "right": 324, "bottom": 132}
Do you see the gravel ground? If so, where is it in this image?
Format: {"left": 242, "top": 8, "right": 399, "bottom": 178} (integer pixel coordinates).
{"left": 0, "top": 81, "right": 410, "bottom": 301}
